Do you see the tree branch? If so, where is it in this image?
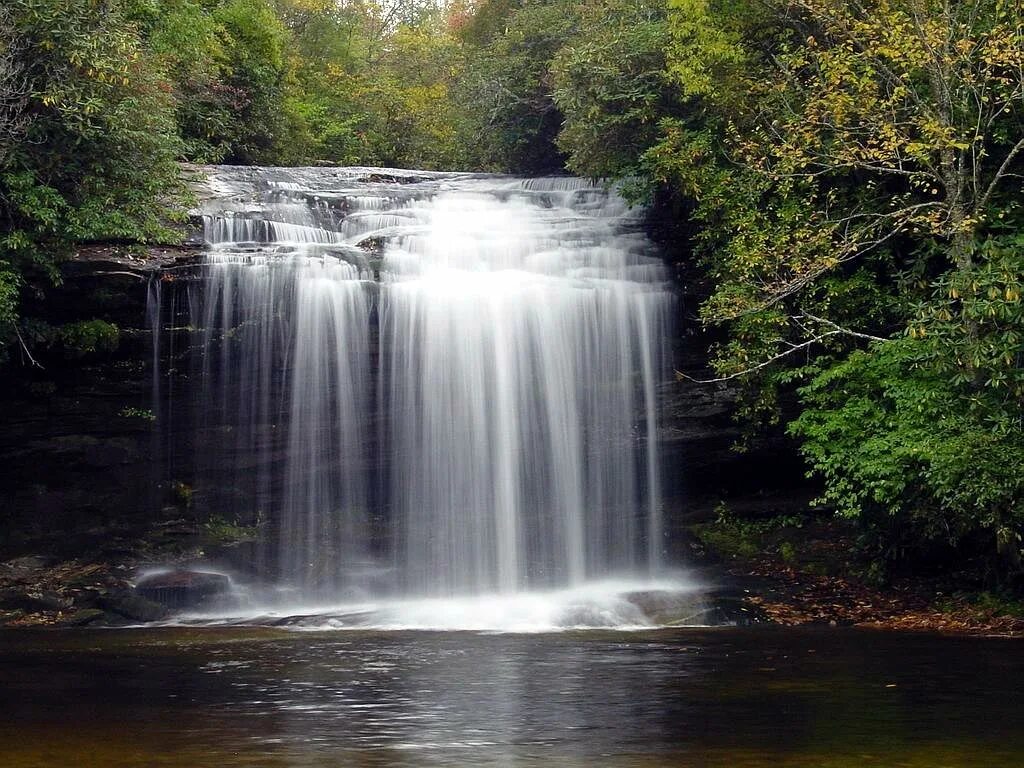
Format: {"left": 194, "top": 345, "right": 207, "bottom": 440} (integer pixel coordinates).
{"left": 677, "top": 316, "right": 888, "bottom": 384}
{"left": 676, "top": 330, "right": 845, "bottom": 384}
{"left": 14, "top": 327, "right": 43, "bottom": 369}
{"left": 979, "top": 136, "right": 1024, "bottom": 211}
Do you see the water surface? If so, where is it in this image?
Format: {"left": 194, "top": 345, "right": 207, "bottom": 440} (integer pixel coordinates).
{"left": 2, "top": 627, "right": 1020, "bottom": 767}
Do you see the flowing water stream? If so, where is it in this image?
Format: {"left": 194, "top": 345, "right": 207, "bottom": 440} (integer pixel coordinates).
{"left": 150, "top": 167, "right": 678, "bottom": 624}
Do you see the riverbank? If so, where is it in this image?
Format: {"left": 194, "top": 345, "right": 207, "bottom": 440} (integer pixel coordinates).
{"left": 3, "top": 514, "right": 1023, "bottom": 635}
{"left": 0, "top": 516, "right": 251, "bottom": 627}
{"left": 694, "top": 514, "right": 1024, "bottom": 638}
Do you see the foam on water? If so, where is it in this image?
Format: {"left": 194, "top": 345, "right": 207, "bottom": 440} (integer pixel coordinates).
{"left": 170, "top": 577, "right": 708, "bottom": 633}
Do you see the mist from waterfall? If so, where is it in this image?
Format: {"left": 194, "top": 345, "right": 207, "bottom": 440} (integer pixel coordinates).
{"left": 151, "top": 167, "right": 673, "bottom": 605}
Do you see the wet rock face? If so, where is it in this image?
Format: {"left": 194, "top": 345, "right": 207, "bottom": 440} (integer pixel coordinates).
{"left": 0, "top": 242, "right": 202, "bottom": 565}
{"left": 135, "top": 570, "right": 231, "bottom": 610}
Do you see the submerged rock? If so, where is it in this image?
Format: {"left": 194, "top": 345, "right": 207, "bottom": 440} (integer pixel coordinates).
{"left": 624, "top": 590, "right": 710, "bottom": 626}
{"left": 135, "top": 569, "right": 231, "bottom": 610}
{"left": 623, "top": 588, "right": 768, "bottom": 626}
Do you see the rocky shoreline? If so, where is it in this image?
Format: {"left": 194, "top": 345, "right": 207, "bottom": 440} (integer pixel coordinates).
{"left": 3, "top": 521, "right": 1022, "bottom": 635}
{"left": 0, "top": 527, "right": 238, "bottom": 628}
{"left": 693, "top": 516, "right": 1024, "bottom": 638}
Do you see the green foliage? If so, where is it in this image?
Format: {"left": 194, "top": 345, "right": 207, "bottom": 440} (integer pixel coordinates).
{"left": 209, "top": 0, "right": 302, "bottom": 163}
{"left": 171, "top": 480, "right": 194, "bottom": 508}
{"left": 456, "top": 0, "right": 578, "bottom": 173}
{"left": 791, "top": 235, "right": 1024, "bottom": 578}
{"left": 0, "top": 266, "right": 20, "bottom": 342}
{"left": 203, "top": 514, "right": 258, "bottom": 543}
{"left": 692, "top": 506, "right": 808, "bottom": 561}
{"left": 552, "top": 0, "right": 673, "bottom": 190}
{"left": 935, "top": 590, "right": 1024, "bottom": 620}
{"left": 549, "top": 0, "right": 1024, "bottom": 580}
{"left": 58, "top": 320, "right": 120, "bottom": 359}
{"left": 658, "top": 0, "right": 1024, "bottom": 372}
{"left": 0, "top": 0, "right": 1020, "bottom": 590}
{"left": 142, "top": 0, "right": 225, "bottom": 160}
{"left": 1, "top": 0, "right": 186, "bottom": 354}
{"left": 119, "top": 406, "right": 157, "bottom": 421}
{"left": 351, "top": 18, "right": 466, "bottom": 169}
{"left": 0, "top": 0, "right": 483, "bottom": 355}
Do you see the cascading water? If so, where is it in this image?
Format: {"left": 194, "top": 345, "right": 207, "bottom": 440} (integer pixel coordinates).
{"left": 151, "top": 166, "right": 682, "bottom": 623}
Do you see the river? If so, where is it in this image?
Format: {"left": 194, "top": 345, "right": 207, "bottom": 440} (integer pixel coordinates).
{"left": 2, "top": 626, "right": 1021, "bottom": 767}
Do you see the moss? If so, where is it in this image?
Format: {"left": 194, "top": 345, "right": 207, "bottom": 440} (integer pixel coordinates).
{"left": 171, "top": 481, "right": 193, "bottom": 508}
{"left": 692, "top": 521, "right": 763, "bottom": 560}
{"left": 202, "top": 515, "right": 257, "bottom": 544}
{"left": 779, "top": 541, "right": 797, "bottom": 564}
{"left": 935, "top": 591, "right": 1024, "bottom": 620}
{"left": 692, "top": 505, "right": 812, "bottom": 563}
{"left": 119, "top": 407, "right": 156, "bottom": 421}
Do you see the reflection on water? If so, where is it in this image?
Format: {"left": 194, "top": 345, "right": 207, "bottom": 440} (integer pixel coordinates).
{"left": 1, "top": 627, "right": 1021, "bottom": 767}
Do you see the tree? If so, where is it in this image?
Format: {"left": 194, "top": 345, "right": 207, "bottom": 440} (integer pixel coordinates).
{"left": 653, "top": 0, "right": 1024, "bottom": 576}
{"left": 144, "top": 0, "right": 232, "bottom": 162}
{"left": 552, "top": 0, "right": 676, "bottom": 190}
{"left": 0, "top": 0, "right": 186, "bottom": 358}
{"left": 0, "top": 6, "right": 30, "bottom": 168}
{"left": 457, "top": 0, "right": 578, "bottom": 173}
{"left": 208, "top": 0, "right": 305, "bottom": 164}
{"left": 354, "top": 18, "right": 465, "bottom": 169}
{"left": 791, "top": 234, "right": 1024, "bottom": 579}
{"left": 0, "top": 6, "right": 31, "bottom": 342}
{"left": 661, "top": 0, "right": 1024, "bottom": 369}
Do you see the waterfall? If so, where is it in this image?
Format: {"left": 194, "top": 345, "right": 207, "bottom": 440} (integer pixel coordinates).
{"left": 152, "top": 167, "right": 673, "bottom": 601}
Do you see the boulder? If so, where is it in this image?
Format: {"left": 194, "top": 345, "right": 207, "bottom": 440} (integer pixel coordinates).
{"left": 0, "top": 555, "right": 51, "bottom": 582}
{"left": 134, "top": 569, "right": 231, "bottom": 610}
{"left": 0, "top": 609, "right": 26, "bottom": 625}
{"left": 0, "top": 588, "right": 69, "bottom": 613}
{"left": 61, "top": 608, "right": 109, "bottom": 626}
{"left": 97, "top": 590, "right": 169, "bottom": 622}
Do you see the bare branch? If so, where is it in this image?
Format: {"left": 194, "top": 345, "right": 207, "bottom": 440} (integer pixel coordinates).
{"left": 677, "top": 315, "right": 889, "bottom": 384}
{"left": 14, "top": 327, "right": 43, "bottom": 369}
{"left": 0, "top": 6, "right": 30, "bottom": 165}
{"left": 798, "top": 313, "right": 889, "bottom": 343}
{"left": 979, "top": 136, "right": 1024, "bottom": 211}
{"left": 676, "top": 330, "right": 846, "bottom": 384}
